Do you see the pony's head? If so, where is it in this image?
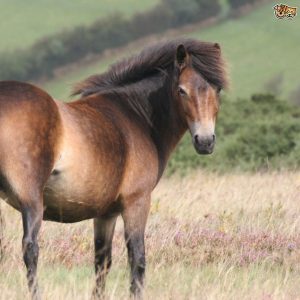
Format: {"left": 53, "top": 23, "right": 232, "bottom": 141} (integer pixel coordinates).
{"left": 174, "top": 44, "right": 223, "bottom": 155}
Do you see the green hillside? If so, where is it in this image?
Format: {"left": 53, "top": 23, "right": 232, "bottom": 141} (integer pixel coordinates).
{"left": 42, "top": 1, "right": 300, "bottom": 101}
{"left": 188, "top": 0, "right": 300, "bottom": 99}
{"left": 0, "top": 0, "right": 158, "bottom": 52}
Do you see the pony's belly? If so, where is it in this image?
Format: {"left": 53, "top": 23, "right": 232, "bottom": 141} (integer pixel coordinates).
{"left": 0, "top": 178, "right": 110, "bottom": 223}
{"left": 43, "top": 172, "right": 109, "bottom": 223}
{"left": 43, "top": 191, "right": 97, "bottom": 223}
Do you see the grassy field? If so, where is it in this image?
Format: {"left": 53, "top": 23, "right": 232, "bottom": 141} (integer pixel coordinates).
{"left": 0, "top": 0, "right": 158, "bottom": 52}
{"left": 0, "top": 171, "right": 300, "bottom": 299}
{"left": 42, "top": 1, "right": 300, "bottom": 101}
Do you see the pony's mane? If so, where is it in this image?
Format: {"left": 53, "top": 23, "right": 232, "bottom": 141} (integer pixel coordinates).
{"left": 73, "top": 38, "right": 228, "bottom": 125}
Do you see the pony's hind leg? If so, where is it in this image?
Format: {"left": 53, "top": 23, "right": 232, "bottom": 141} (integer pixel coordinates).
{"left": 0, "top": 202, "right": 4, "bottom": 262}
{"left": 21, "top": 195, "right": 43, "bottom": 300}
{"left": 0, "top": 81, "right": 61, "bottom": 299}
{"left": 92, "top": 215, "right": 118, "bottom": 299}
{"left": 122, "top": 194, "right": 151, "bottom": 299}
{"left": 2, "top": 159, "right": 52, "bottom": 300}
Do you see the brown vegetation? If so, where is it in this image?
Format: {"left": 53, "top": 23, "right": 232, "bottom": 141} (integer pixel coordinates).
{"left": 0, "top": 171, "right": 299, "bottom": 299}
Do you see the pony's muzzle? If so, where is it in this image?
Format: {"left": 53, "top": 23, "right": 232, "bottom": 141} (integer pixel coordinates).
{"left": 193, "top": 134, "right": 215, "bottom": 155}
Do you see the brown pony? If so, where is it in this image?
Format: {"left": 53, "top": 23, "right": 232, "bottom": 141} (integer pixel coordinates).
{"left": 0, "top": 38, "right": 228, "bottom": 299}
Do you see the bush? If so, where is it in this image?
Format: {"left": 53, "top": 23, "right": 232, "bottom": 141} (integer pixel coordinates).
{"left": 290, "top": 85, "right": 300, "bottom": 106}
{"left": 161, "top": 0, "right": 221, "bottom": 27}
{"left": 167, "top": 94, "right": 300, "bottom": 174}
{"left": 227, "top": 0, "right": 256, "bottom": 9}
{"left": 264, "top": 73, "right": 284, "bottom": 96}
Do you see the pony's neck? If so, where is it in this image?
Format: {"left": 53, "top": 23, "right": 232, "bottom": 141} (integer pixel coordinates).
{"left": 149, "top": 81, "right": 187, "bottom": 178}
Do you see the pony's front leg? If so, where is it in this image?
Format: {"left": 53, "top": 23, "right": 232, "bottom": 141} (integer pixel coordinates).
{"left": 92, "top": 215, "right": 118, "bottom": 299}
{"left": 122, "top": 194, "right": 151, "bottom": 299}
{"left": 21, "top": 195, "right": 43, "bottom": 300}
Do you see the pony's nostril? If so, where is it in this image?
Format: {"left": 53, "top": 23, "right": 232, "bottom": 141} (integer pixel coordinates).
{"left": 194, "top": 134, "right": 215, "bottom": 148}
{"left": 207, "top": 135, "right": 215, "bottom": 147}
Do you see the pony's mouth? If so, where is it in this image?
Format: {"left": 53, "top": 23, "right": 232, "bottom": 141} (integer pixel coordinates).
{"left": 194, "top": 144, "right": 214, "bottom": 155}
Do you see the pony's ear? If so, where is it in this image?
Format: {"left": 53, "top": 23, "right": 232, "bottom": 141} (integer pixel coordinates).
{"left": 175, "top": 44, "right": 189, "bottom": 70}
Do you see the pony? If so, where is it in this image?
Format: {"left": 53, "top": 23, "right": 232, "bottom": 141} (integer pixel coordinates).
{"left": 0, "top": 38, "right": 228, "bottom": 299}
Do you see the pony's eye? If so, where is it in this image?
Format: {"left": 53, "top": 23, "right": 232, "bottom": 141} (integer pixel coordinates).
{"left": 178, "top": 87, "right": 187, "bottom": 97}
{"left": 217, "top": 87, "right": 222, "bottom": 94}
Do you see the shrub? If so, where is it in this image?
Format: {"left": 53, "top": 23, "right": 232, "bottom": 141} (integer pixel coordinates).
{"left": 264, "top": 73, "right": 284, "bottom": 96}
{"left": 161, "top": 0, "right": 221, "bottom": 27}
{"left": 227, "top": 0, "right": 256, "bottom": 9}
{"left": 290, "top": 85, "right": 300, "bottom": 106}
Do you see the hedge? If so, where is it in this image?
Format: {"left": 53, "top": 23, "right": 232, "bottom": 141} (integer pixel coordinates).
{"left": 0, "top": 0, "right": 221, "bottom": 81}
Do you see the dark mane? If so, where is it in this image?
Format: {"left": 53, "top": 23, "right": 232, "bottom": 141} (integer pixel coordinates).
{"left": 73, "top": 38, "right": 228, "bottom": 125}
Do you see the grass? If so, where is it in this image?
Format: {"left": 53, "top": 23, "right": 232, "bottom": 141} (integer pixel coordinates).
{"left": 41, "top": 1, "right": 300, "bottom": 101}
{"left": 0, "top": 0, "right": 158, "bottom": 52}
{"left": 1, "top": 171, "right": 300, "bottom": 299}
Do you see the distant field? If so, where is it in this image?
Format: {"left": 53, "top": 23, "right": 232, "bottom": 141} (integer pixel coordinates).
{"left": 0, "top": 171, "right": 299, "bottom": 299}
{"left": 42, "top": 1, "right": 300, "bottom": 100}
{"left": 0, "top": 0, "right": 158, "bottom": 52}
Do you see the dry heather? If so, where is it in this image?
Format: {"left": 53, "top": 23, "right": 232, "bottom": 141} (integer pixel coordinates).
{"left": 0, "top": 171, "right": 299, "bottom": 299}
